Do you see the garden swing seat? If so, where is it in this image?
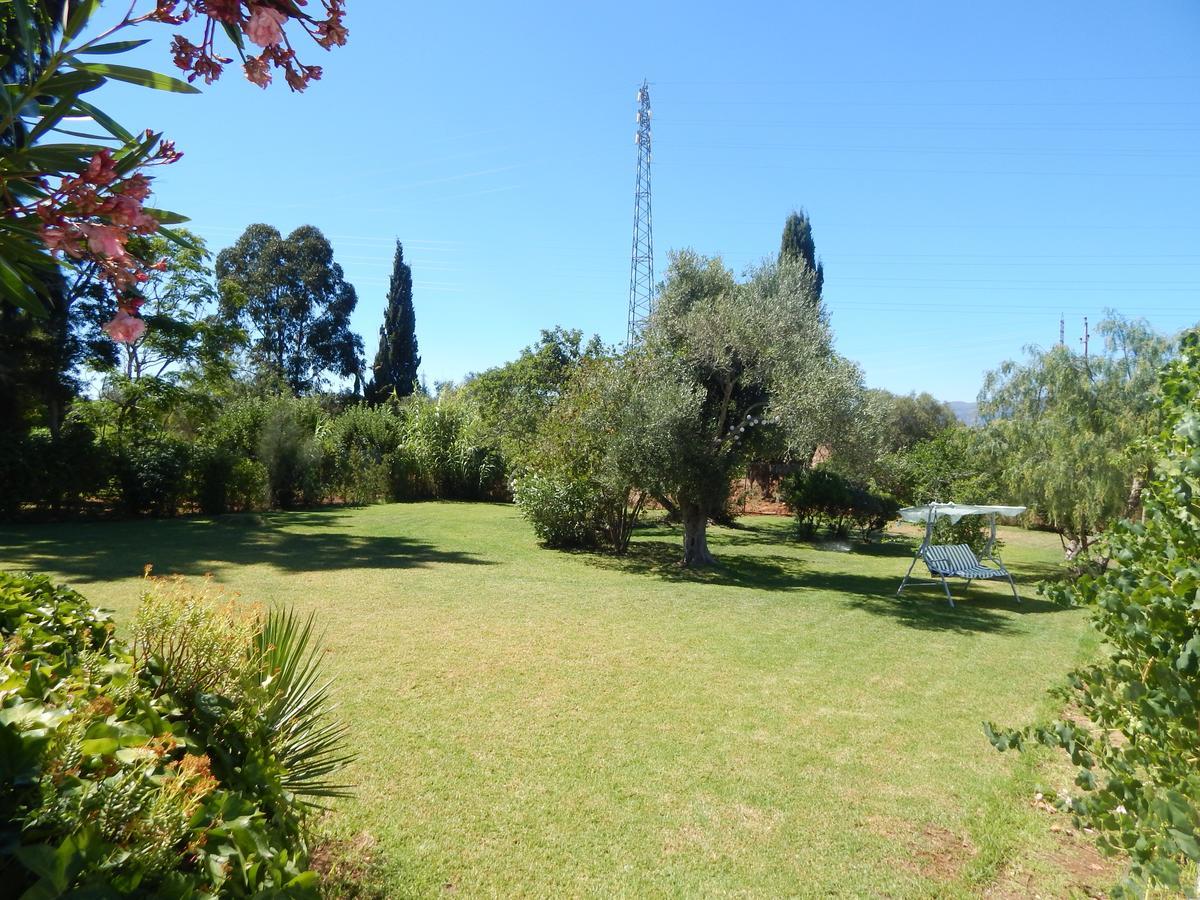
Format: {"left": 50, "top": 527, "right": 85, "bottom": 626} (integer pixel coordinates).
{"left": 895, "top": 503, "right": 1026, "bottom": 607}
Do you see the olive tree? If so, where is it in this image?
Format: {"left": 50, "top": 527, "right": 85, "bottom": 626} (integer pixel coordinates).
{"left": 631, "top": 250, "right": 861, "bottom": 567}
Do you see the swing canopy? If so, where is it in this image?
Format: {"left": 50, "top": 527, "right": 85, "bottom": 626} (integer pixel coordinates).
{"left": 898, "top": 503, "right": 1026, "bottom": 525}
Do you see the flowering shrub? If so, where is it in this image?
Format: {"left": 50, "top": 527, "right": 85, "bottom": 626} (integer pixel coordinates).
{"left": 0, "top": 571, "right": 352, "bottom": 896}
{"left": 1, "top": 0, "right": 348, "bottom": 336}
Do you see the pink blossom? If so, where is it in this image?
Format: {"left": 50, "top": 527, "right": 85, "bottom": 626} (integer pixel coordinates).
{"left": 102, "top": 310, "right": 146, "bottom": 344}
{"left": 40, "top": 226, "right": 69, "bottom": 253}
{"left": 81, "top": 224, "right": 128, "bottom": 259}
{"left": 244, "top": 6, "right": 287, "bottom": 47}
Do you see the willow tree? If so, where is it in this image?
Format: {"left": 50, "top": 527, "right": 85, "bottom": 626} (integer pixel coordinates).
{"left": 978, "top": 317, "right": 1173, "bottom": 558}
{"left": 631, "top": 250, "right": 861, "bottom": 566}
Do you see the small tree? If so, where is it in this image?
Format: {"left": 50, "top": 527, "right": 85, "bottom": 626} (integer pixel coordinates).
{"left": 633, "top": 250, "right": 860, "bottom": 567}
{"left": 366, "top": 240, "right": 420, "bottom": 402}
{"left": 986, "top": 328, "right": 1200, "bottom": 898}
{"left": 460, "top": 327, "right": 602, "bottom": 471}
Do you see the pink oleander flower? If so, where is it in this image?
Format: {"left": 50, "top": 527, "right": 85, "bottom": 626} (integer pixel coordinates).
{"left": 102, "top": 310, "right": 146, "bottom": 344}
{"left": 81, "top": 224, "right": 129, "bottom": 259}
{"left": 244, "top": 5, "right": 287, "bottom": 47}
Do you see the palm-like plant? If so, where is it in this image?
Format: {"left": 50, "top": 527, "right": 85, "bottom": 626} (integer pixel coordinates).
{"left": 253, "top": 608, "right": 354, "bottom": 805}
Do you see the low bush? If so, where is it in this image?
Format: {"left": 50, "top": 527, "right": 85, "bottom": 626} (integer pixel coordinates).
{"left": 781, "top": 468, "right": 898, "bottom": 540}
{"left": 0, "top": 571, "right": 352, "bottom": 897}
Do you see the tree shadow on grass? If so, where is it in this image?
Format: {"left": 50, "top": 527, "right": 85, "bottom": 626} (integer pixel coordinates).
{"left": 580, "top": 539, "right": 811, "bottom": 591}
{"left": 810, "top": 570, "right": 1068, "bottom": 634}
{"left": 0, "top": 510, "right": 493, "bottom": 584}
{"left": 582, "top": 533, "right": 1070, "bottom": 634}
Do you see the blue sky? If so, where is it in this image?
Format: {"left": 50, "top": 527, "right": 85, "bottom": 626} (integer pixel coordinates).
{"left": 96, "top": 1, "right": 1200, "bottom": 401}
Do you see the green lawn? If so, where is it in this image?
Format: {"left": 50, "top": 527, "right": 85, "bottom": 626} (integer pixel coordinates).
{"left": 0, "top": 504, "right": 1104, "bottom": 897}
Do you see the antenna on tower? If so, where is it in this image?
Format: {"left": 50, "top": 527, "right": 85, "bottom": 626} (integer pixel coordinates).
{"left": 627, "top": 79, "right": 654, "bottom": 344}
{"left": 1081, "top": 316, "right": 1090, "bottom": 361}
{"left": 1059, "top": 313, "right": 1065, "bottom": 346}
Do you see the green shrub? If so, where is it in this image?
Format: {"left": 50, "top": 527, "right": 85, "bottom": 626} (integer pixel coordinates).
{"left": 321, "top": 405, "right": 403, "bottom": 505}
{"left": 402, "top": 395, "right": 505, "bottom": 501}
{"left": 192, "top": 442, "right": 237, "bottom": 514}
{"left": 513, "top": 472, "right": 602, "bottom": 548}
{"left": 0, "top": 424, "right": 110, "bottom": 519}
{"left": 987, "top": 329, "right": 1200, "bottom": 898}
{"left": 781, "top": 468, "right": 898, "bottom": 540}
{"left": 0, "top": 571, "right": 351, "bottom": 897}
{"left": 113, "top": 436, "right": 191, "bottom": 516}
{"left": 260, "top": 403, "right": 323, "bottom": 509}
{"left": 229, "top": 457, "right": 270, "bottom": 511}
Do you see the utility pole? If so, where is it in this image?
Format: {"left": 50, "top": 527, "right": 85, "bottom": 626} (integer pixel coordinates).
{"left": 627, "top": 79, "right": 654, "bottom": 344}
{"left": 1081, "top": 316, "right": 1090, "bottom": 361}
{"left": 1059, "top": 313, "right": 1065, "bottom": 346}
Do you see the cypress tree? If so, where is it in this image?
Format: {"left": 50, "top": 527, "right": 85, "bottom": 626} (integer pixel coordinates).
{"left": 367, "top": 240, "right": 420, "bottom": 402}
{"left": 778, "top": 209, "right": 824, "bottom": 301}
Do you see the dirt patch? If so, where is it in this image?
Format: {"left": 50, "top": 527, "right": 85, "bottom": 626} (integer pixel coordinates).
{"left": 984, "top": 807, "right": 1121, "bottom": 899}
{"left": 868, "top": 815, "right": 978, "bottom": 882}
{"left": 309, "top": 819, "right": 386, "bottom": 899}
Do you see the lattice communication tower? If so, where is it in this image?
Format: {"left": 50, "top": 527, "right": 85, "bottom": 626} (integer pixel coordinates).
{"left": 627, "top": 80, "right": 654, "bottom": 343}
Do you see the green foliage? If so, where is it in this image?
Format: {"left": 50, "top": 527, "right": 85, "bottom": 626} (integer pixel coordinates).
{"left": 781, "top": 468, "right": 899, "bottom": 539}
{"left": 216, "top": 224, "right": 365, "bottom": 396}
{"left": 320, "top": 404, "right": 404, "bottom": 506}
{"left": 986, "top": 329, "right": 1200, "bottom": 897}
{"left": 978, "top": 316, "right": 1172, "bottom": 555}
{"left": 259, "top": 400, "right": 325, "bottom": 510}
{"left": 460, "top": 326, "right": 602, "bottom": 471}
{"left": 777, "top": 208, "right": 824, "bottom": 300}
{"left": 0, "top": 422, "right": 110, "bottom": 518}
{"left": 365, "top": 241, "right": 420, "bottom": 403}
{"left": 113, "top": 436, "right": 192, "bottom": 517}
{"left": 514, "top": 355, "right": 648, "bottom": 553}
{"left": 512, "top": 473, "right": 606, "bottom": 548}
{"left": 0, "top": 571, "right": 350, "bottom": 896}
{"left": 402, "top": 393, "right": 504, "bottom": 501}
{"left": 880, "top": 426, "right": 996, "bottom": 505}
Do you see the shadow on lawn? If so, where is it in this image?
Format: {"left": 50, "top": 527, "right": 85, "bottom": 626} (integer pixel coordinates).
{"left": 0, "top": 510, "right": 493, "bottom": 583}
{"left": 587, "top": 531, "right": 1069, "bottom": 634}
{"left": 583, "top": 539, "right": 811, "bottom": 590}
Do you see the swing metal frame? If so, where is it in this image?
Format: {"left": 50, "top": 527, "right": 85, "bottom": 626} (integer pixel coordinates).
{"left": 896, "top": 504, "right": 1021, "bottom": 608}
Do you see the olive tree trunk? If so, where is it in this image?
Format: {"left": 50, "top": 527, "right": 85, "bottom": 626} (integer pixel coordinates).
{"left": 681, "top": 501, "right": 716, "bottom": 567}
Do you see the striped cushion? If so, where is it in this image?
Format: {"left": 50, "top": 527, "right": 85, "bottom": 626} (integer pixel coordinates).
{"left": 922, "top": 544, "right": 1009, "bottom": 579}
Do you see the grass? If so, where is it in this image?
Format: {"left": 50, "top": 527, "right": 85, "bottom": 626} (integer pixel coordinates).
{"left": 0, "top": 504, "right": 1105, "bottom": 897}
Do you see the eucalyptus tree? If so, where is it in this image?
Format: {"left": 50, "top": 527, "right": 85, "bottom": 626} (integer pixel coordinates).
{"left": 978, "top": 316, "right": 1173, "bottom": 558}
{"left": 216, "top": 224, "right": 364, "bottom": 396}
{"left": 631, "top": 250, "right": 861, "bottom": 567}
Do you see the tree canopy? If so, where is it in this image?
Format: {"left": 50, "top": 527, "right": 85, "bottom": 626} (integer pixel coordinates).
{"left": 216, "top": 224, "right": 364, "bottom": 396}
{"left": 978, "top": 316, "right": 1172, "bottom": 556}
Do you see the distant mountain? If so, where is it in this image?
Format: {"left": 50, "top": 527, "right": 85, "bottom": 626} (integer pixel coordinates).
{"left": 947, "top": 401, "right": 979, "bottom": 426}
